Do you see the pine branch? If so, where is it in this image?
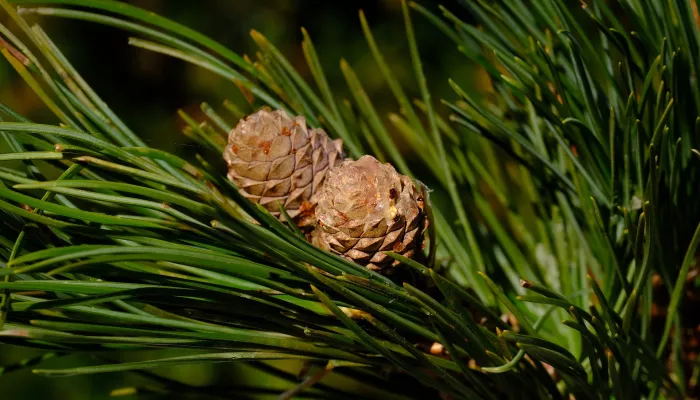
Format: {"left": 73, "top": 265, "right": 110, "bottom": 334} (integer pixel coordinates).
{"left": 1, "top": 0, "right": 699, "bottom": 398}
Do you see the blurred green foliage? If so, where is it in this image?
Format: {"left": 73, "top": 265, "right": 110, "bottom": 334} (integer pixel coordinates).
{"left": 0, "top": 1, "right": 476, "bottom": 398}
{"left": 0, "top": 0, "right": 475, "bottom": 153}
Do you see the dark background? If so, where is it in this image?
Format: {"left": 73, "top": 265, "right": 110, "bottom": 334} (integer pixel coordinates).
{"left": 0, "top": 1, "right": 477, "bottom": 398}
{"left": 1, "top": 0, "right": 476, "bottom": 154}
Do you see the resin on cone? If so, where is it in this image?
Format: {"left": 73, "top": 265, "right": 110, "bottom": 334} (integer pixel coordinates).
{"left": 223, "top": 109, "right": 344, "bottom": 226}
{"left": 315, "top": 155, "right": 428, "bottom": 272}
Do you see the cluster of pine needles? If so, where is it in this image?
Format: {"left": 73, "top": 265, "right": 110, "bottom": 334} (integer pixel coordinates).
{"left": 1, "top": 0, "right": 700, "bottom": 399}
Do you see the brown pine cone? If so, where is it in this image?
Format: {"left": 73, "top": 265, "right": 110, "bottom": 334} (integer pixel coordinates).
{"left": 315, "top": 155, "right": 428, "bottom": 273}
{"left": 223, "top": 109, "right": 344, "bottom": 226}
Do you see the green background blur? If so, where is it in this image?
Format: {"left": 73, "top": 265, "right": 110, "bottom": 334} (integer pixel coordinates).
{"left": 0, "top": 1, "right": 476, "bottom": 398}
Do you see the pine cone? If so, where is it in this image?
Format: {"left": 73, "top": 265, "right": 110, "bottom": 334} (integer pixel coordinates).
{"left": 315, "top": 155, "right": 428, "bottom": 273}
{"left": 223, "top": 109, "right": 344, "bottom": 225}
